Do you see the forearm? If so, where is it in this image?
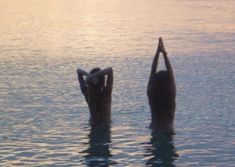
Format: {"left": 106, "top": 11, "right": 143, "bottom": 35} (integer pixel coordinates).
{"left": 151, "top": 51, "right": 159, "bottom": 74}
{"left": 151, "top": 38, "right": 167, "bottom": 74}
{"left": 77, "top": 69, "right": 88, "bottom": 94}
{"left": 77, "top": 69, "right": 89, "bottom": 76}
{"left": 163, "top": 53, "right": 176, "bottom": 87}
{"left": 86, "top": 67, "right": 112, "bottom": 82}
{"left": 163, "top": 53, "right": 173, "bottom": 74}
{"left": 106, "top": 68, "right": 113, "bottom": 90}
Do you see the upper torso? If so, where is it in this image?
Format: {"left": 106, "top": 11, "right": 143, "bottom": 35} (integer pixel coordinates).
{"left": 86, "top": 87, "right": 112, "bottom": 124}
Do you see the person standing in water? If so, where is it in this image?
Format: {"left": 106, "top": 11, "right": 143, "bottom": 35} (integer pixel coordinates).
{"left": 77, "top": 67, "right": 113, "bottom": 125}
{"left": 147, "top": 38, "right": 176, "bottom": 133}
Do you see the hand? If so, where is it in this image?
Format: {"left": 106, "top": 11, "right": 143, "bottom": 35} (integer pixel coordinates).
{"left": 157, "top": 37, "right": 167, "bottom": 54}
{"left": 77, "top": 69, "right": 89, "bottom": 76}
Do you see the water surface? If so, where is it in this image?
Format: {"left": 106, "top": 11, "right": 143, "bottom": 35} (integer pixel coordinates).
{"left": 0, "top": 0, "right": 235, "bottom": 166}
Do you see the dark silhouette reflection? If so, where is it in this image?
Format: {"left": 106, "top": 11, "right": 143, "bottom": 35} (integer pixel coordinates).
{"left": 82, "top": 124, "right": 116, "bottom": 167}
{"left": 145, "top": 131, "right": 178, "bottom": 167}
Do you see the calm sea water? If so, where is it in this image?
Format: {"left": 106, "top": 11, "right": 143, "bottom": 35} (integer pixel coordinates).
{"left": 0, "top": 0, "right": 235, "bottom": 166}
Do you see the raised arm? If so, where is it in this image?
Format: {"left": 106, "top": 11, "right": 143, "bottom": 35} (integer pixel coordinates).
{"left": 161, "top": 39, "right": 176, "bottom": 94}
{"left": 159, "top": 38, "right": 175, "bottom": 84}
{"left": 77, "top": 69, "right": 89, "bottom": 76}
{"left": 77, "top": 69, "right": 89, "bottom": 97}
{"left": 163, "top": 51, "right": 174, "bottom": 79}
{"left": 154, "top": 38, "right": 174, "bottom": 76}
{"left": 86, "top": 67, "right": 112, "bottom": 84}
{"left": 105, "top": 68, "right": 113, "bottom": 92}
{"left": 155, "top": 38, "right": 172, "bottom": 73}
{"left": 151, "top": 38, "right": 166, "bottom": 75}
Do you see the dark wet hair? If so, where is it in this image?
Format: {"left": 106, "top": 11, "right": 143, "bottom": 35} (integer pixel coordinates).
{"left": 89, "top": 67, "right": 105, "bottom": 89}
{"left": 155, "top": 71, "right": 170, "bottom": 85}
{"left": 90, "top": 68, "right": 101, "bottom": 75}
{"left": 154, "top": 70, "right": 171, "bottom": 95}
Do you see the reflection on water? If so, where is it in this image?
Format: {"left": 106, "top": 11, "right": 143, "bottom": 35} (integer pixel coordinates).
{"left": 81, "top": 124, "right": 116, "bottom": 166}
{"left": 145, "top": 132, "right": 178, "bottom": 166}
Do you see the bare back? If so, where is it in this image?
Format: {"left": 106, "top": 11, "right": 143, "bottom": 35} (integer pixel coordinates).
{"left": 86, "top": 84, "right": 112, "bottom": 124}
{"left": 77, "top": 67, "right": 113, "bottom": 125}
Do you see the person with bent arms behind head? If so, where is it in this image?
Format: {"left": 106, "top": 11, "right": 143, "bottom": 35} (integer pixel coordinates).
{"left": 77, "top": 67, "right": 113, "bottom": 125}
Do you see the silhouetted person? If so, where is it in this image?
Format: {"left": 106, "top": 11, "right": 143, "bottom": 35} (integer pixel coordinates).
{"left": 144, "top": 131, "right": 178, "bottom": 166}
{"left": 77, "top": 67, "right": 113, "bottom": 125}
{"left": 147, "top": 38, "right": 176, "bottom": 133}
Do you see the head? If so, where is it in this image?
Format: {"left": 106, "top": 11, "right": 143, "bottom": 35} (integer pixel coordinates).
{"left": 153, "top": 70, "right": 172, "bottom": 98}
{"left": 89, "top": 68, "right": 105, "bottom": 89}
{"left": 155, "top": 71, "right": 170, "bottom": 87}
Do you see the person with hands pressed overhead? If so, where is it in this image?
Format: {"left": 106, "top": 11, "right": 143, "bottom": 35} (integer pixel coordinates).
{"left": 147, "top": 38, "right": 176, "bottom": 133}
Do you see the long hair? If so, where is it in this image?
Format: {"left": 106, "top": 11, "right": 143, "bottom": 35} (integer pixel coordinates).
{"left": 155, "top": 71, "right": 171, "bottom": 92}
{"left": 154, "top": 70, "right": 175, "bottom": 106}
